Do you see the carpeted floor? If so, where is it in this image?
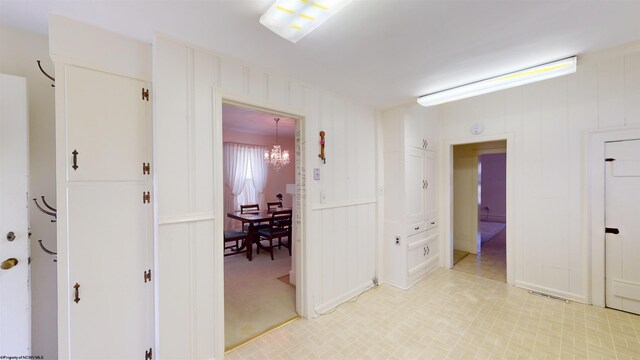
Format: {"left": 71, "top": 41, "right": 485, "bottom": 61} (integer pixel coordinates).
{"left": 479, "top": 220, "right": 506, "bottom": 243}
{"left": 224, "top": 246, "right": 297, "bottom": 350}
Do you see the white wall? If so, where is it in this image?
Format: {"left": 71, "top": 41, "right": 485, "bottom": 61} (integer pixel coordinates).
{"left": 154, "top": 34, "right": 378, "bottom": 359}
{"left": 438, "top": 40, "right": 640, "bottom": 302}
{"left": 453, "top": 144, "right": 479, "bottom": 254}
{"left": 0, "top": 25, "right": 57, "bottom": 359}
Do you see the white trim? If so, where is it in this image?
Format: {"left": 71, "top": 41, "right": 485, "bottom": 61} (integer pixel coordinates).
{"left": 441, "top": 133, "right": 515, "bottom": 285}
{"left": 586, "top": 126, "right": 640, "bottom": 307}
{"left": 515, "top": 281, "right": 587, "bottom": 303}
{"left": 158, "top": 212, "right": 215, "bottom": 225}
{"left": 311, "top": 199, "right": 376, "bottom": 211}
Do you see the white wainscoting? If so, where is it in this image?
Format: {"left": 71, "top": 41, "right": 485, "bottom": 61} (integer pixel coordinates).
{"left": 154, "top": 34, "right": 379, "bottom": 359}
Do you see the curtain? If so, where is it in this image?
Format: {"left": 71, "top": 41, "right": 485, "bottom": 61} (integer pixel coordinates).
{"left": 223, "top": 143, "right": 268, "bottom": 229}
{"left": 249, "top": 145, "right": 269, "bottom": 206}
{"left": 223, "top": 143, "right": 250, "bottom": 229}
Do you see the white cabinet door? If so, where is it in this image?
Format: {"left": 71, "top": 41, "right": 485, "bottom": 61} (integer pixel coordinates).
{"left": 405, "top": 147, "right": 426, "bottom": 224}
{"left": 605, "top": 139, "right": 640, "bottom": 315}
{"left": 404, "top": 104, "right": 426, "bottom": 149}
{"left": 423, "top": 107, "right": 438, "bottom": 151}
{"left": 425, "top": 150, "right": 437, "bottom": 220}
{"left": 0, "top": 74, "right": 30, "bottom": 355}
{"left": 62, "top": 65, "right": 153, "bottom": 358}
{"left": 66, "top": 66, "right": 151, "bottom": 182}
{"left": 68, "top": 183, "right": 153, "bottom": 359}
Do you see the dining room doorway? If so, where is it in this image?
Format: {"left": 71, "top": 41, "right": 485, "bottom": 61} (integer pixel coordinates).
{"left": 221, "top": 101, "right": 301, "bottom": 351}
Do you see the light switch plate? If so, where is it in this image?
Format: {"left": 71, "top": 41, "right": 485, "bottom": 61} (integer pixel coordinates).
{"left": 313, "top": 168, "right": 320, "bottom": 180}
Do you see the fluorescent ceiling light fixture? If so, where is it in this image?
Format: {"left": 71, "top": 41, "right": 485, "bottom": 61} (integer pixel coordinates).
{"left": 417, "top": 56, "right": 577, "bottom": 107}
{"left": 260, "top": 0, "right": 353, "bottom": 43}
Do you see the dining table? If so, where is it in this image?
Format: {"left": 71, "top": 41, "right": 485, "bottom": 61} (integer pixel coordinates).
{"left": 227, "top": 208, "right": 291, "bottom": 261}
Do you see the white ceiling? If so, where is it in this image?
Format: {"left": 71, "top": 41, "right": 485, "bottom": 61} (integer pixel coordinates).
{"left": 2, "top": 1, "right": 640, "bottom": 109}
{"left": 223, "top": 103, "right": 296, "bottom": 137}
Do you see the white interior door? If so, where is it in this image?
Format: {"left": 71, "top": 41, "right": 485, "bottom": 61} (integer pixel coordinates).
{"left": 605, "top": 139, "right": 640, "bottom": 315}
{"left": 0, "top": 74, "right": 30, "bottom": 354}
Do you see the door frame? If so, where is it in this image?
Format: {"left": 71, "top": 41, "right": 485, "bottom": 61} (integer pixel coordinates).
{"left": 213, "top": 91, "right": 309, "bottom": 354}
{"left": 587, "top": 126, "right": 640, "bottom": 307}
{"left": 441, "top": 133, "right": 515, "bottom": 285}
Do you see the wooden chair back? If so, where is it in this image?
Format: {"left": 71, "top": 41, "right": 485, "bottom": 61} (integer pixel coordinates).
{"left": 267, "top": 201, "right": 282, "bottom": 211}
{"left": 240, "top": 204, "right": 260, "bottom": 214}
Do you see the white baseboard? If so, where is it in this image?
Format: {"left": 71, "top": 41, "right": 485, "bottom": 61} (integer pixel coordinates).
{"left": 481, "top": 214, "right": 506, "bottom": 223}
{"left": 314, "top": 281, "right": 374, "bottom": 315}
{"left": 515, "top": 281, "right": 587, "bottom": 304}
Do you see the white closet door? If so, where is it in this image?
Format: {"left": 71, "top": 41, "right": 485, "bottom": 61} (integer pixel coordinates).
{"left": 605, "top": 139, "right": 640, "bottom": 315}
{"left": 63, "top": 65, "right": 153, "bottom": 358}
{"left": 66, "top": 66, "right": 150, "bottom": 182}
{"left": 425, "top": 150, "right": 437, "bottom": 221}
{"left": 67, "top": 183, "right": 152, "bottom": 359}
{"left": 405, "top": 147, "right": 426, "bottom": 225}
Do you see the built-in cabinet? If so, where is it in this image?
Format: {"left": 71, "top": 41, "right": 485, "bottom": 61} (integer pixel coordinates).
{"left": 57, "top": 65, "right": 154, "bottom": 358}
{"left": 382, "top": 104, "right": 438, "bottom": 290}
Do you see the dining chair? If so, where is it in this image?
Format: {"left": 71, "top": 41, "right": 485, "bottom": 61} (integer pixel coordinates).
{"left": 239, "top": 204, "right": 260, "bottom": 231}
{"left": 224, "top": 229, "right": 249, "bottom": 257}
{"left": 267, "top": 201, "right": 282, "bottom": 211}
{"left": 255, "top": 209, "right": 292, "bottom": 260}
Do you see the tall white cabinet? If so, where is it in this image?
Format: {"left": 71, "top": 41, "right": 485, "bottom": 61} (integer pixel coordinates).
{"left": 56, "top": 65, "right": 154, "bottom": 359}
{"left": 382, "top": 104, "right": 438, "bottom": 290}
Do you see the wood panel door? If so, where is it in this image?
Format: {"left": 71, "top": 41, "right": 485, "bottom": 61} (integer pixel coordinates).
{"left": 0, "top": 74, "right": 30, "bottom": 354}
{"left": 605, "top": 139, "right": 640, "bottom": 315}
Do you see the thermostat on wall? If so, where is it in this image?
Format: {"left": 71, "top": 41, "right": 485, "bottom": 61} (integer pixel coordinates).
{"left": 470, "top": 123, "right": 484, "bottom": 135}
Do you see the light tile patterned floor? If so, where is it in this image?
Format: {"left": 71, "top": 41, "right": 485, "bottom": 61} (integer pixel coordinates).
{"left": 226, "top": 268, "right": 640, "bottom": 359}
{"left": 454, "top": 228, "right": 507, "bottom": 282}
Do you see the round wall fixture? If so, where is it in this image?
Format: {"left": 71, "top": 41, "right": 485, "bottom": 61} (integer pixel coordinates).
{"left": 470, "top": 124, "right": 484, "bottom": 135}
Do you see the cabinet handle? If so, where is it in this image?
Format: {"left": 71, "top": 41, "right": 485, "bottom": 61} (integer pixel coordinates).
{"left": 423, "top": 247, "right": 427, "bottom": 256}
{"left": 73, "top": 283, "right": 80, "bottom": 303}
{"left": 72, "top": 150, "right": 79, "bottom": 171}
{"left": 425, "top": 180, "right": 429, "bottom": 188}
{"left": 430, "top": 221, "right": 435, "bottom": 225}
{"left": 426, "top": 246, "right": 430, "bottom": 255}
{"left": 414, "top": 226, "right": 420, "bottom": 230}
{"left": 425, "top": 140, "right": 428, "bottom": 148}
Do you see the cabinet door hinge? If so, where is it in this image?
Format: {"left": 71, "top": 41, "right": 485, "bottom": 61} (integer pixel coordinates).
{"left": 145, "top": 347, "right": 153, "bottom": 360}
{"left": 143, "top": 162, "right": 151, "bottom": 175}
{"left": 142, "top": 88, "right": 150, "bottom": 101}
{"left": 143, "top": 191, "right": 150, "bottom": 204}
{"left": 144, "top": 269, "right": 152, "bottom": 283}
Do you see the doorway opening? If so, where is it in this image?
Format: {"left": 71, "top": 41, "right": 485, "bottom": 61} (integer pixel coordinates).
{"left": 221, "top": 101, "right": 302, "bottom": 350}
{"left": 452, "top": 140, "right": 507, "bottom": 282}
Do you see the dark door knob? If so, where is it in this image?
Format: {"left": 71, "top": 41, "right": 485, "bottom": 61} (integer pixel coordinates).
{"left": 6, "top": 231, "right": 15, "bottom": 242}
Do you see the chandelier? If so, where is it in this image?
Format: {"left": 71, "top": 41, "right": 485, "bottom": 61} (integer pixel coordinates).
{"left": 264, "top": 118, "right": 290, "bottom": 171}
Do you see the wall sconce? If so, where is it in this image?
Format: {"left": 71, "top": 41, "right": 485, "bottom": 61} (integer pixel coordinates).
{"left": 319, "top": 131, "right": 326, "bottom": 164}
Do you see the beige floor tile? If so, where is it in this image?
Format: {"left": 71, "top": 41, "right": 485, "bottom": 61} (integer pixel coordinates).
{"left": 226, "top": 268, "right": 640, "bottom": 359}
